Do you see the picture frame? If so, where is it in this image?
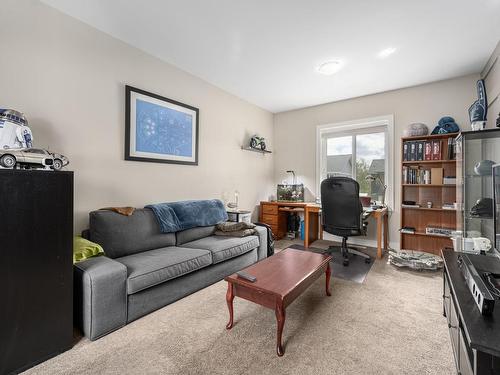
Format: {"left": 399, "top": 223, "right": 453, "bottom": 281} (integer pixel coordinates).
{"left": 125, "top": 85, "right": 199, "bottom": 165}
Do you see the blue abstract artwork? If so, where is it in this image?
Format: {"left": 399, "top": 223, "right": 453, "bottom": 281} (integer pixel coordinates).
{"left": 135, "top": 99, "right": 193, "bottom": 157}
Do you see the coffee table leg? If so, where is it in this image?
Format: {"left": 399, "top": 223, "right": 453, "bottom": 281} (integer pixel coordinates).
{"left": 226, "top": 283, "right": 234, "bottom": 330}
{"left": 325, "top": 262, "right": 332, "bottom": 296}
{"left": 275, "top": 300, "right": 285, "bottom": 356}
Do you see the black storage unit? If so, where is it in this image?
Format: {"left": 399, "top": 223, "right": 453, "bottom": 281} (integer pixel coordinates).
{"left": 0, "top": 170, "right": 73, "bottom": 375}
{"left": 442, "top": 249, "right": 500, "bottom": 375}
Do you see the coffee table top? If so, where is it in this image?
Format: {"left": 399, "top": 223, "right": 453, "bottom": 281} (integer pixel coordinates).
{"left": 225, "top": 248, "right": 331, "bottom": 298}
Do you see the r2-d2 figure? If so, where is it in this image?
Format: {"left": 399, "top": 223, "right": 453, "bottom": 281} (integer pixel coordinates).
{"left": 0, "top": 109, "right": 33, "bottom": 149}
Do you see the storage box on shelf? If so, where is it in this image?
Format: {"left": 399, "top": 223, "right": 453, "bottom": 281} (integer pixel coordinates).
{"left": 400, "top": 133, "right": 458, "bottom": 255}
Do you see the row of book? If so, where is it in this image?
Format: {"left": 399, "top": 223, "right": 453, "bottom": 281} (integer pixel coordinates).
{"left": 402, "top": 138, "right": 457, "bottom": 161}
{"left": 402, "top": 166, "right": 431, "bottom": 184}
{"left": 399, "top": 226, "right": 454, "bottom": 236}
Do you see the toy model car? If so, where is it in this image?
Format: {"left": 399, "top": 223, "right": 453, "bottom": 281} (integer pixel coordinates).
{"left": 250, "top": 135, "right": 266, "bottom": 150}
{"left": 0, "top": 148, "right": 69, "bottom": 170}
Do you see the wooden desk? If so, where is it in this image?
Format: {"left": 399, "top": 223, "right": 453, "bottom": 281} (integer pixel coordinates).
{"left": 260, "top": 201, "right": 321, "bottom": 248}
{"left": 366, "top": 207, "right": 389, "bottom": 259}
{"left": 260, "top": 201, "right": 389, "bottom": 258}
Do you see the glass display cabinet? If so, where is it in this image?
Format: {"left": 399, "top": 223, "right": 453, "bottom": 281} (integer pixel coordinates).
{"left": 456, "top": 128, "right": 500, "bottom": 254}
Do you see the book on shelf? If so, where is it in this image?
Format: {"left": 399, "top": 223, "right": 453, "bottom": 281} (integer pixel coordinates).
{"left": 402, "top": 166, "right": 431, "bottom": 184}
{"left": 425, "top": 227, "right": 454, "bottom": 236}
{"left": 424, "top": 141, "right": 432, "bottom": 160}
{"left": 446, "top": 137, "right": 457, "bottom": 160}
{"left": 402, "top": 140, "right": 427, "bottom": 161}
{"left": 417, "top": 141, "right": 424, "bottom": 161}
{"left": 442, "top": 203, "right": 455, "bottom": 210}
{"left": 432, "top": 140, "right": 441, "bottom": 160}
{"left": 403, "top": 142, "right": 409, "bottom": 161}
{"left": 402, "top": 204, "right": 420, "bottom": 208}
{"left": 400, "top": 226, "right": 416, "bottom": 234}
{"left": 409, "top": 141, "right": 417, "bottom": 161}
{"left": 443, "top": 176, "right": 456, "bottom": 185}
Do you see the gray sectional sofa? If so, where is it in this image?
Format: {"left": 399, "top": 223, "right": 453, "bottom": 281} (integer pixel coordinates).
{"left": 74, "top": 208, "right": 267, "bottom": 340}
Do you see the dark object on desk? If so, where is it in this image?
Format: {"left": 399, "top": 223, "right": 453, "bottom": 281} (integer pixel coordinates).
{"left": 359, "top": 196, "right": 371, "bottom": 207}
{"left": 496, "top": 112, "right": 500, "bottom": 128}
{"left": 442, "top": 249, "right": 500, "bottom": 375}
{"left": 321, "top": 176, "right": 370, "bottom": 267}
{"left": 0, "top": 170, "right": 74, "bottom": 375}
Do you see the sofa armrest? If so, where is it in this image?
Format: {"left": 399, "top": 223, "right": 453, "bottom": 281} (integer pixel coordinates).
{"left": 74, "top": 256, "right": 128, "bottom": 340}
{"left": 254, "top": 225, "right": 268, "bottom": 261}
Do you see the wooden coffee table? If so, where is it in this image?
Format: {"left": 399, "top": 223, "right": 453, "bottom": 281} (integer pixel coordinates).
{"left": 224, "top": 248, "right": 332, "bottom": 356}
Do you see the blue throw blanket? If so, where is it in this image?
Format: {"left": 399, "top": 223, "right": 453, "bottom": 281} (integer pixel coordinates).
{"left": 146, "top": 199, "right": 228, "bottom": 233}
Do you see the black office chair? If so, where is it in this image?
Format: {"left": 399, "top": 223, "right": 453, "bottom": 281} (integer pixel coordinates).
{"left": 321, "top": 176, "right": 371, "bottom": 266}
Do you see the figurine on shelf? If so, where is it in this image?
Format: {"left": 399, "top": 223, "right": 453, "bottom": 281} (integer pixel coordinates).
{"left": 468, "top": 79, "right": 488, "bottom": 131}
{"left": 0, "top": 109, "right": 70, "bottom": 170}
{"left": 250, "top": 135, "right": 266, "bottom": 151}
{"left": 0, "top": 109, "right": 33, "bottom": 149}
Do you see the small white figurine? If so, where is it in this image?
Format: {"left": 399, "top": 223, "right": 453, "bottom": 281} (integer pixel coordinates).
{"left": 0, "top": 109, "right": 33, "bottom": 149}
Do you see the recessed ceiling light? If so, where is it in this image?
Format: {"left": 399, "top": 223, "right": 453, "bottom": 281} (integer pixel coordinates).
{"left": 316, "top": 60, "right": 343, "bottom": 75}
{"left": 377, "top": 47, "right": 397, "bottom": 59}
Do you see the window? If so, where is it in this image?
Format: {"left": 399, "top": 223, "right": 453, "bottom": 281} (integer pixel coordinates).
{"left": 25, "top": 149, "right": 45, "bottom": 154}
{"left": 317, "top": 116, "right": 394, "bottom": 206}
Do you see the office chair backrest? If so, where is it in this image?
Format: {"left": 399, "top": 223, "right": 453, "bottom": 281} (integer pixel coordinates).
{"left": 321, "top": 176, "right": 363, "bottom": 236}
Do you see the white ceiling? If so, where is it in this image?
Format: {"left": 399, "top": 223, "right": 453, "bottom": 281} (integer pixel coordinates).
{"left": 41, "top": 0, "right": 500, "bottom": 113}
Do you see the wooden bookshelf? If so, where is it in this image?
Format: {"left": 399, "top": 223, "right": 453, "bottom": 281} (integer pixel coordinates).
{"left": 400, "top": 133, "right": 458, "bottom": 255}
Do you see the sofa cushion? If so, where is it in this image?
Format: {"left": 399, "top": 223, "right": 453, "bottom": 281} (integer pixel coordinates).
{"left": 176, "top": 225, "right": 216, "bottom": 246}
{"left": 182, "top": 235, "right": 259, "bottom": 264}
{"left": 115, "top": 247, "right": 212, "bottom": 295}
{"left": 89, "top": 208, "right": 176, "bottom": 259}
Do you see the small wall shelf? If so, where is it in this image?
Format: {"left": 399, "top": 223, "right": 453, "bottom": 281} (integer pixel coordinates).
{"left": 241, "top": 146, "right": 272, "bottom": 154}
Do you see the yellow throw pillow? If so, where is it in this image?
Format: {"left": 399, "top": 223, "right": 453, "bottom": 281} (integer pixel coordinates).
{"left": 73, "top": 236, "right": 105, "bottom": 264}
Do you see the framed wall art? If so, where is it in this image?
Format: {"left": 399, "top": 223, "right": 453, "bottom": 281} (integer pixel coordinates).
{"left": 125, "top": 85, "right": 199, "bottom": 165}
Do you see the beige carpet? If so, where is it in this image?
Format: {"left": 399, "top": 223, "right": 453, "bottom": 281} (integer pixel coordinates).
{"left": 25, "top": 240, "right": 454, "bottom": 375}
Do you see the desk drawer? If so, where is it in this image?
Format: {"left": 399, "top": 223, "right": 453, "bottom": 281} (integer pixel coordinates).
{"left": 262, "top": 214, "right": 278, "bottom": 225}
{"left": 261, "top": 204, "right": 278, "bottom": 215}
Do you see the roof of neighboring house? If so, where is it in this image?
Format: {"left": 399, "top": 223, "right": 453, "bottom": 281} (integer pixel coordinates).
{"left": 368, "top": 159, "right": 384, "bottom": 174}
{"left": 327, "top": 154, "right": 352, "bottom": 175}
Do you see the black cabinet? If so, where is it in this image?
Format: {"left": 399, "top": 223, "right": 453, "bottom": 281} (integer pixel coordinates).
{"left": 443, "top": 249, "right": 500, "bottom": 375}
{"left": 0, "top": 170, "right": 73, "bottom": 375}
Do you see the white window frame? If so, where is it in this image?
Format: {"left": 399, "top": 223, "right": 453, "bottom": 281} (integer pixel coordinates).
{"left": 316, "top": 115, "right": 394, "bottom": 209}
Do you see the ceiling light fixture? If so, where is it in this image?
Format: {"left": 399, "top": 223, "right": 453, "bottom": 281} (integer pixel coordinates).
{"left": 377, "top": 47, "right": 397, "bottom": 59}
{"left": 316, "top": 60, "right": 343, "bottom": 75}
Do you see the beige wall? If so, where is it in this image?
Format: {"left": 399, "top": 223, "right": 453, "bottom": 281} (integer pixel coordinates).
{"left": 274, "top": 74, "right": 479, "bottom": 248}
{"left": 0, "top": 0, "right": 274, "bottom": 232}
{"left": 483, "top": 40, "right": 500, "bottom": 129}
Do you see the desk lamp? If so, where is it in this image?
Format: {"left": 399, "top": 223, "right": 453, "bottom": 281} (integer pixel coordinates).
{"left": 365, "top": 174, "right": 387, "bottom": 206}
